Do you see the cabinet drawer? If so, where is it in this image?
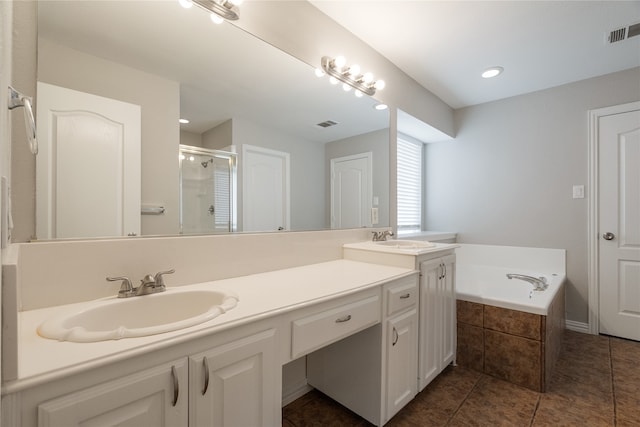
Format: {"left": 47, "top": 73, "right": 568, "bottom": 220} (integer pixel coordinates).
{"left": 386, "top": 277, "right": 418, "bottom": 316}
{"left": 291, "top": 294, "right": 380, "bottom": 358}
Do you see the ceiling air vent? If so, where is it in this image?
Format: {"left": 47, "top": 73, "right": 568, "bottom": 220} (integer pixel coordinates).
{"left": 607, "top": 22, "right": 640, "bottom": 44}
{"left": 316, "top": 120, "right": 339, "bottom": 128}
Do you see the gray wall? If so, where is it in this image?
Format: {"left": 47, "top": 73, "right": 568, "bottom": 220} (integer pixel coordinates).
{"left": 325, "top": 129, "right": 390, "bottom": 228}
{"left": 425, "top": 67, "right": 640, "bottom": 324}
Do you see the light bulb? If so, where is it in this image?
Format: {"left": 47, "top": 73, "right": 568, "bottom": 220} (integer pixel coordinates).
{"left": 210, "top": 13, "right": 224, "bottom": 24}
{"left": 374, "top": 103, "right": 388, "bottom": 111}
{"left": 179, "top": 118, "right": 190, "bottom": 124}
{"left": 179, "top": 154, "right": 186, "bottom": 160}
{"left": 228, "top": 0, "right": 243, "bottom": 4}
{"left": 354, "top": 90, "right": 363, "bottom": 98}
{"left": 329, "top": 76, "right": 339, "bottom": 85}
{"left": 315, "top": 68, "right": 325, "bottom": 78}
{"left": 482, "top": 66, "right": 504, "bottom": 78}
{"left": 189, "top": 156, "right": 195, "bottom": 161}
{"left": 374, "top": 80, "right": 386, "bottom": 90}
{"left": 342, "top": 83, "right": 351, "bottom": 92}
{"left": 334, "top": 55, "right": 346, "bottom": 70}
{"left": 349, "top": 64, "right": 360, "bottom": 76}
{"left": 362, "top": 72, "right": 374, "bottom": 84}
{"left": 178, "top": 0, "right": 193, "bottom": 8}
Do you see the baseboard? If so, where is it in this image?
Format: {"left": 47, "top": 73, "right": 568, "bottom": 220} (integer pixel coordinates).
{"left": 565, "top": 320, "right": 590, "bottom": 334}
{"left": 282, "top": 381, "right": 313, "bottom": 407}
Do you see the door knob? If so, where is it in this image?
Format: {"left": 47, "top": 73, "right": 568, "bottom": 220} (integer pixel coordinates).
{"left": 602, "top": 232, "right": 615, "bottom": 241}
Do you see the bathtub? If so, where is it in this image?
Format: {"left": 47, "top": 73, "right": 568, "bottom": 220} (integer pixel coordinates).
{"left": 456, "top": 265, "right": 564, "bottom": 316}
{"left": 455, "top": 243, "right": 566, "bottom": 315}
{"left": 453, "top": 244, "right": 566, "bottom": 392}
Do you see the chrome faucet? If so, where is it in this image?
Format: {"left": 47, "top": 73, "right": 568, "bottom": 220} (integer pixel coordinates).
{"left": 506, "top": 273, "right": 548, "bottom": 291}
{"left": 136, "top": 274, "right": 158, "bottom": 296}
{"left": 107, "top": 269, "right": 175, "bottom": 298}
{"left": 372, "top": 230, "right": 394, "bottom": 241}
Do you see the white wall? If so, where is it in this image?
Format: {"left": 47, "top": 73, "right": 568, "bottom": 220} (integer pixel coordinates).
{"left": 425, "top": 67, "right": 640, "bottom": 324}
{"left": 37, "top": 39, "right": 181, "bottom": 237}
{"left": 325, "top": 129, "right": 390, "bottom": 228}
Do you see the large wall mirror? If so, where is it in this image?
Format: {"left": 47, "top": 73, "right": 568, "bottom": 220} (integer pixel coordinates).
{"left": 34, "top": 0, "right": 389, "bottom": 240}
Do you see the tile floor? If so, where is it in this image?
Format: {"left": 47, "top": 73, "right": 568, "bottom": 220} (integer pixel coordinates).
{"left": 283, "top": 330, "right": 640, "bottom": 426}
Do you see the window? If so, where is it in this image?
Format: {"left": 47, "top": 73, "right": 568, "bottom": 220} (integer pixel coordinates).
{"left": 397, "top": 136, "right": 423, "bottom": 234}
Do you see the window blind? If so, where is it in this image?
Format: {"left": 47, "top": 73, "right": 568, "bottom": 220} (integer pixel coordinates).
{"left": 397, "top": 137, "right": 422, "bottom": 233}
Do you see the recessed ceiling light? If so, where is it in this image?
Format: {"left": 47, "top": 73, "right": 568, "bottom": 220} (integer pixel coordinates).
{"left": 179, "top": 118, "right": 190, "bottom": 124}
{"left": 482, "top": 66, "right": 504, "bottom": 79}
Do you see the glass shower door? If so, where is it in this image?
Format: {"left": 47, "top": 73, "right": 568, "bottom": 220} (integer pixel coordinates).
{"left": 179, "top": 145, "right": 236, "bottom": 234}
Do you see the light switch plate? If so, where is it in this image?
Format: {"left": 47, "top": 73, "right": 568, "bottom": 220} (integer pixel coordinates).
{"left": 572, "top": 185, "right": 585, "bottom": 199}
{"left": 371, "top": 207, "right": 379, "bottom": 225}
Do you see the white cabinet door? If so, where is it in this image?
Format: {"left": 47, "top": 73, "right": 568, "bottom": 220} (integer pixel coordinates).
{"left": 441, "top": 254, "right": 457, "bottom": 368}
{"left": 385, "top": 307, "right": 418, "bottom": 423}
{"left": 418, "top": 254, "right": 456, "bottom": 391}
{"left": 189, "top": 329, "right": 278, "bottom": 427}
{"left": 418, "top": 258, "right": 442, "bottom": 390}
{"left": 38, "top": 359, "right": 187, "bottom": 427}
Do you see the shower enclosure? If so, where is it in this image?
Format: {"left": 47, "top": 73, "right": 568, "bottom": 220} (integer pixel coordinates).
{"left": 179, "top": 145, "right": 237, "bottom": 234}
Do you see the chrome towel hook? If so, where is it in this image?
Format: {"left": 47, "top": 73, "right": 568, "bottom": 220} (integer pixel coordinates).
{"left": 7, "top": 86, "right": 38, "bottom": 155}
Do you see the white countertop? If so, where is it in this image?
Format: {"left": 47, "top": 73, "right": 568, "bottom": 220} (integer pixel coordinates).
{"left": 6, "top": 259, "right": 415, "bottom": 392}
{"left": 344, "top": 241, "right": 459, "bottom": 256}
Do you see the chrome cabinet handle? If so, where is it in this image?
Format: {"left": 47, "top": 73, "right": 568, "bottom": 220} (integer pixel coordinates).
{"left": 171, "top": 365, "right": 179, "bottom": 407}
{"left": 335, "top": 315, "right": 352, "bottom": 323}
{"left": 392, "top": 327, "right": 399, "bottom": 346}
{"left": 202, "top": 358, "right": 210, "bottom": 396}
{"left": 602, "top": 232, "right": 615, "bottom": 241}
{"left": 400, "top": 293, "right": 411, "bottom": 299}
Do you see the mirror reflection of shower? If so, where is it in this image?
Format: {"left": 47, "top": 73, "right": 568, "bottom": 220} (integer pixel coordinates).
{"left": 179, "top": 145, "right": 237, "bottom": 234}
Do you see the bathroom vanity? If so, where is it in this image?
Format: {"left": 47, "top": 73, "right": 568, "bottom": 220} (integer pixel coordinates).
{"left": 344, "top": 241, "right": 458, "bottom": 390}
{"left": 1, "top": 234, "right": 457, "bottom": 427}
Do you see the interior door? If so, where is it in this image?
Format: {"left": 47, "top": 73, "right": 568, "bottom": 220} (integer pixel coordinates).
{"left": 242, "top": 144, "right": 290, "bottom": 232}
{"left": 598, "top": 108, "right": 640, "bottom": 341}
{"left": 330, "top": 152, "right": 372, "bottom": 229}
{"left": 36, "top": 82, "right": 141, "bottom": 239}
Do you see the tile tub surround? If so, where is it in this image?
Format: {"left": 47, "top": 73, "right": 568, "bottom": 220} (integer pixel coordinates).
{"left": 456, "top": 282, "right": 565, "bottom": 392}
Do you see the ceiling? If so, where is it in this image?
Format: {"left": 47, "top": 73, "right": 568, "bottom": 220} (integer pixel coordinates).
{"left": 311, "top": 1, "right": 640, "bottom": 109}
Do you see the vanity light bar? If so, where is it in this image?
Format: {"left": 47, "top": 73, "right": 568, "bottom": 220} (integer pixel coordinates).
{"left": 185, "top": 0, "right": 239, "bottom": 21}
{"left": 319, "top": 56, "right": 385, "bottom": 97}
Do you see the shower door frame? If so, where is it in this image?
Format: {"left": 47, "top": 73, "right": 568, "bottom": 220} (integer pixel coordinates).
{"left": 179, "top": 145, "right": 237, "bottom": 234}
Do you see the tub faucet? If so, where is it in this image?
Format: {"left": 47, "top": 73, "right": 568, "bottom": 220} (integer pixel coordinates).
{"left": 506, "top": 273, "right": 548, "bottom": 291}
{"left": 372, "top": 230, "right": 394, "bottom": 241}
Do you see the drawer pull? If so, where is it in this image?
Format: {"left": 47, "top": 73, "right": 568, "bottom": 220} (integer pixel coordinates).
{"left": 399, "top": 293, "right": 411, "bottom": 299}
{"left": 171, "top": 365, "right": 179, "bottom": 407}
{"left": 392, "top": 327, "right": 399, "bottom": 346}
{"left": 335, "top": 314, "right": 352, "bottom": 323}
{"left": 202, "top": 358, "right": 210, "bottom": 396}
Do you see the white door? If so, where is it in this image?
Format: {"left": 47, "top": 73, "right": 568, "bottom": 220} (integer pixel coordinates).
{"left": 242, "top": 145, "right": 290, "bottom": 232}
{"left": 36, "top": 82, "right": 141, "bottom": 239}
{"left": 599, "top": 108, "right": 640, "bottom": 341}
{"left": 330, "top": 153, "right": 372, "bottom": 229}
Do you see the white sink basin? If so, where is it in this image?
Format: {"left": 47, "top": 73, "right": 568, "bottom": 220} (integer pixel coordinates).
{"left": 38, "top": 288, "right": 239, "bottom": 343}
{"left": 375, "top": 240, "right": 435, "bottom": 249}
